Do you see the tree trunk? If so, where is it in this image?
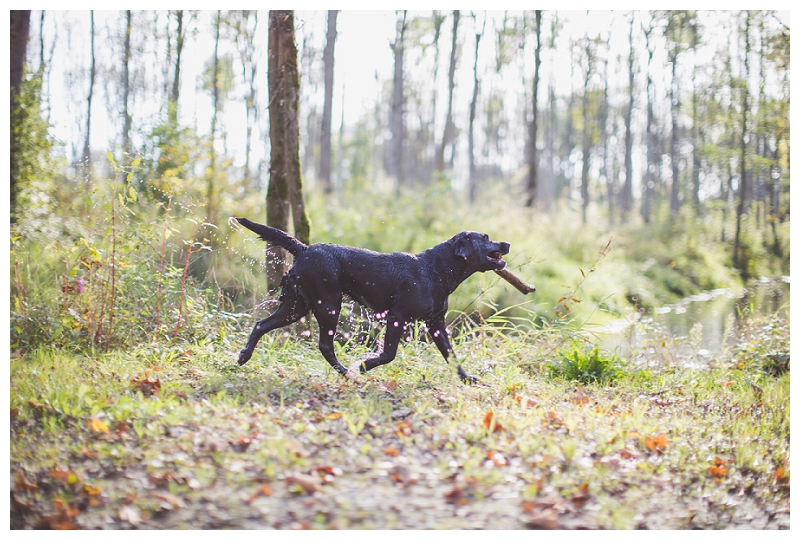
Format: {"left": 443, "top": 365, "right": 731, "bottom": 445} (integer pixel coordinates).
{"left": 267, "top": 10, "right": 311, "bottom": 290}
{"left": 121, "top": 11, "right": 132, "bottom": 158}
{"left": 467, "top": 16, "right": 485, "bottom": 204}
{"left": 436, "top": 10, "right": 459, "bottom": 173}
{"left": 600, "top": 41, "right": 612, "bottom": 224}
{"left": 733, "top": 12, "right": 751, "bottom": 275}
{"left": 580, "top": 42, "right": 592, "bottom": 224}
{"left": 525, "top": 10, "right": 542, "bottom": 207}
{"left": 669, "top": 46, "right": 680, "bottom": 216}
{"left": 169, "top": 10, "right": 184, "bottom": 124}
{"left": 642, "top": 23, "right": 656, "bottom": 224}
{"left": 622, "top": 15, "right": 634, "bottom": 218}
{"left": 10, "top": 10, "right": 31, "bottom": 222}
{"left": 206, "top": 11, "right": 221, "bottom": 224}
{"left": 83, "top": 11, "right": 96, "bottom": 170}
{"left": 318, "top": 10, "right": 338, "bottom": 193}
{"left": 389, "top": 10, "right": 407, "bottom": 189}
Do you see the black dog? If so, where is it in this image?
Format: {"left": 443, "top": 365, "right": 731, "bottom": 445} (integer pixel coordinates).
{"left": 235, "top": 218, "right": 510, "bottom": 383}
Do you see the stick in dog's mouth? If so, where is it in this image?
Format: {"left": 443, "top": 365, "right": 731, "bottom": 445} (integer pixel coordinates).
{"left": 494, "top": 268, "right": 536, "bottom": 294}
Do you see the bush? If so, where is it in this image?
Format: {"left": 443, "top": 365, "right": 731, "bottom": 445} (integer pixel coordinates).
{"left": 548, "top": 343, "right": 623, "bottom": 384}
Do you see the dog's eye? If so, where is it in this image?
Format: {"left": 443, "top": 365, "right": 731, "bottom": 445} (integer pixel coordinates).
{"left": 483, "top": 234, "right": 489, "bottom": 241}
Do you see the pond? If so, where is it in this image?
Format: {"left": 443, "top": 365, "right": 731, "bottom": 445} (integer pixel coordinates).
{"left": 598, "top": 276, "right": 789, "bottom": 365}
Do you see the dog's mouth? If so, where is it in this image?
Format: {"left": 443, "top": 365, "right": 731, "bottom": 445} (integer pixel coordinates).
{"left": 486, "top": 250, "right": 507, "bottom": 269}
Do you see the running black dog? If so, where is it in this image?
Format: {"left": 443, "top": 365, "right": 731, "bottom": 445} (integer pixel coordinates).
{"left": 235, "top": 218, "right": 510, "bottom": 383}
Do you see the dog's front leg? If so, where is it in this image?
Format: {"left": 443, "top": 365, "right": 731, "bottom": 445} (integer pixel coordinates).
{"left": 427, "top": 318, "right": 479, "bottom": 384}
{"left": 359, "top": 315, "right": 406, "bottom": 374}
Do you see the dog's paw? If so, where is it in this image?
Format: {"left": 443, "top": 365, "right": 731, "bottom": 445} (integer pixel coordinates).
{"left": 237, "top": 350, "right": 252, "bottom": 366}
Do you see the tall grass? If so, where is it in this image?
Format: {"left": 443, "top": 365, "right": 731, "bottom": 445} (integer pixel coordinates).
{"left": 10, "top": 159, "right": 789, "bottom": 354}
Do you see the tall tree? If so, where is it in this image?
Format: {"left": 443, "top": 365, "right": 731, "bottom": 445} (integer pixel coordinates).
{"left": 318, "top": 10, "right": 338, "bottom": 194}
{"left": 525, "top": 10, "right": 542, "bottom": 207}
{"left": 662, "top": 10, "right": 699, "bottom": 216}
{"left": 10, "top": 10, "right": 31, "bottom": 222}
{"left": 388, "top": 10, "right": 407, "bottom": 188}
{"left": 82, "top": 11, "right": 96, "bottom": 170}
{"left": 467, "top": 12, "right": 485, "bottom": 204}
{"left": 621, "top": 14, "right": 635, "bottom": 217}
{"left": 230, "top": 10, "right": 260, "bottom": 187}
{"left": 436, "top": 10, "right": 459, "bottom": 173}
{"left": 733, "top": 11, "right": 751, "bottom": 275}
{"left": 168, "top": 10, "right": 185, "bottom": 124}
{"left": 121, "top": 10, "right": 132, "bottom": 158}
{"left": 578, "top": 37, "right": 597, "bottom": 224}
{"left": 206, "top": 11, "right": 222, "bottom": 224}
{"left": 641, "top": 16, "right": 657, "bottom": 223}
{"left": 267, "top": 10, "right": 311, "bottom": 290}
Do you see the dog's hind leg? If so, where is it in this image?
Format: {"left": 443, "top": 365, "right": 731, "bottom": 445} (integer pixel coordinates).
{"left": 359, "top": 314, "right": 406, "bottom": 374}
{"left": 238, "top": 295, "right": 308, "bottom": 366}
{"left": 427, "top": 318, "right": 479, "bottom": 384}
{"left": 312, "top": 299, "right": 349, "bottom": 376}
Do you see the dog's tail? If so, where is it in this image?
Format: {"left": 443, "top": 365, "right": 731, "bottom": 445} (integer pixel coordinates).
{"left": 235, "top": 217, "right": 307, "bottom": 256}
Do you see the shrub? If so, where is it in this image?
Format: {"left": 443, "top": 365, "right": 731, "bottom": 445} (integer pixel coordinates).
{"left": 548, "top": 343, "right": 622, "bottom": 384}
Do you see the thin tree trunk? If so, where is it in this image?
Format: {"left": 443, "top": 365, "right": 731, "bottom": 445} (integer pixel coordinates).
{"left": 169, "top": 10, "right": 184, "bottom": 124}
{"left": 467, "top": 16, "right": 485, "bottom": 204}
{"left": 389, "top": 10, "right": 407, "bottom": 189}
{"left": 318, "top": 10, "right": 338, "bottom": 193}
{"left": 525, "top": 10, "right": 542, "bottom": 207}
{"left": 600, "top": 42, "right": 612, "bottom": 224}
{"left": 121, "top": 11, "right": 132, "bottom": 158}
{"left": 580, "top": 42, "right": 592, "bottom": 224}
{"left": 83, "top": 11, "right": 96, "bottom": 169}
{"left": 436, "top": 10, "right": 459, "bottom": 173}
{"left": 206, "top": 11, "right": 221, "bottom": 224}
{"left": 733, "top": 12, "right": 751, "bottom": 275}
{"left": 622, "top": 15, "right": 634, "bottom": 218}
{"left": 642, "top": 23, "right": 656, "bottom": 223}
{"left": 669, "top": 47, "right": 680, "bottom": 216}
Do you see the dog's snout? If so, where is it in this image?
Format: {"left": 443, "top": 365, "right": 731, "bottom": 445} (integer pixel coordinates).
{"left": 500, "top": 242, "right": 510, "bottom": 254}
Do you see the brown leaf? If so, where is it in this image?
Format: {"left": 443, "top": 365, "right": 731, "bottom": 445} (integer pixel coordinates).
{"left": 244, "top": 484, "right": 272, "bottom": 504}
{"left": 230, "top": 436, "right": 253, "bottom": 452}
{"left": 15, "top": 471, "right": 39, "bottom": 492}
{"left": 525, "top": 507, "right": 559, "bottom": 529}
{"left": 118, "top": 504, "right": 142, "bottom": 525}
{"left": 487, "top": 450, "right": 507, "bottom": 467}
{"left": 49, "top": 469, "right": 79, "bottom": 484}
{"left": 384, "top": 447, "right": 400, "bottom": 457}
{"left": 285, "top": 474, "right": 321, "bottom": 494}
{"left": 644, "top": 433, "right": 668, "bottom": 453}
{"left": 131, "top": 375, "right": 161, "bottom": 397}
{"left": 83, "top": 484, "right": 102, "bottom": 496}
{"left": 482, "top": 411, "right": 504, "bottom": 433}
{"left": 327, "top": 412, "right": 342, "bottom": 420}
{"left": 151, "top": 490, "right": 185, "bottom": 508}
{"left": 515, "top": 394, "right": 539, "bottom": 408}
{"left": 385, "top": 380, "right": 399, "bottom": 391}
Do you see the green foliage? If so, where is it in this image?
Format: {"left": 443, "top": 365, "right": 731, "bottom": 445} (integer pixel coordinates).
{"left": 548, "top": 343, "right": 623, "bottom": 384}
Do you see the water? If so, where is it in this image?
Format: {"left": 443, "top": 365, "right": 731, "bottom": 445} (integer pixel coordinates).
{"left": 599, "top": 276, "right": 789, "bottom": 363}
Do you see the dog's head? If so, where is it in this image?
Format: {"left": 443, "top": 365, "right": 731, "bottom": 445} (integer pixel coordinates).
{"left": 451, "top": 231, "right": 510, "bottom": 272}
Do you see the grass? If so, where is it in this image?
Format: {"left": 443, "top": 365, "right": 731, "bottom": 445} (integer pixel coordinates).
{"left": 10, "top": 313, "right": 790, "bottom": 529}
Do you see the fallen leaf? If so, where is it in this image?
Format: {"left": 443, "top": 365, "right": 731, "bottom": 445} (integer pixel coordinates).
{"left": 244, "top": 484, "right": 272, "bottom": 504}
{"left": 386, "top": 380, "right": 399, "bottom": 391}
{"left": 525, "top": 507, "right": 559, "bottom": 529}
{"left": 118, "top": 504, "right": 142, "bottom": 525}
{"left": 151, "top": 490, "right": 185, "bottom": 508}
{"left": 570, "top": 388, "right": 590, "bottom": 405}
{"left": 384, "top": 447, "right": 400, "bottom": 457}
{"left": 28, "top": 399, "right": 47, "bottom": 410}
{"left": 131, "top": 375, "right": 160, "bottom": 397}
{"left": 774, "top": 466, "right": 787, "bottom": 482}
{"left": 230, "top": 436, "right": 253, "bottom": 452}
{"left": 49, "top": 469, "right": 79, "bottom": 484}
{"left": 394, "top": 420, "right": 413, "bottom": 436}
{"left": 285, "top": 474, "right": 321, "bottom": 494}
{"left": 15, "top": 471, "right": 39, "bottom": 492}
{"left": 89, "top": 417, "right": 109, "bottom": 433}
{"left": 83, "top": 484, "right": 102, "bottom": 496}
{"left": 487, "top": 450, "right": 507, "bottom": 467}
{"left": 515, "top": 394, "right": 539, "bottom": 408}
{"left": 327, "top": 412, "right": 342, "bottom": 420}
{"left": 483, "top": 411, "right": 504, "bottom": 433}
{"left": 644, "top": 433, "right": 668, "bottom": 453}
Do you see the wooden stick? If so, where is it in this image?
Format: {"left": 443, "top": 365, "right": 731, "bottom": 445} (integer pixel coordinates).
{"left": 494, "top": 268, "right": 536, "bottom": 294}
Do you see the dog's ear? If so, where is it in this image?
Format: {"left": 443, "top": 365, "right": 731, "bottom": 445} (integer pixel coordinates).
{"left": 454, "top": 233, "right": 473, "bottom": 260}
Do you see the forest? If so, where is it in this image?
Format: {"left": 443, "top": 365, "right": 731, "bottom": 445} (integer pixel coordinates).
{"left": 9, "top": 10, "right": 790, "bottom": 530}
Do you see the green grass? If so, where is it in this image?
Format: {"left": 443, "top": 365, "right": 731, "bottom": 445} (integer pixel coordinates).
{"left": 10, "top": 313, "right": 790, "bottom": 529}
